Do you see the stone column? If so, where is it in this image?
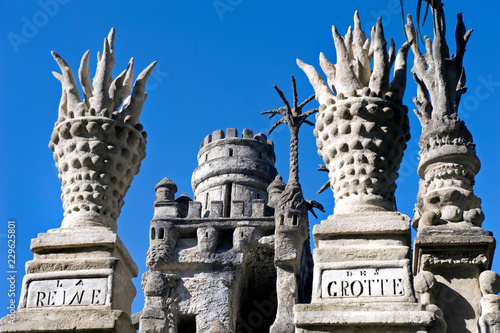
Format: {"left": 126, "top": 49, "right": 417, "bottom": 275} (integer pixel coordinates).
{"left": 1, "top": 29, "right": 156, "bottom": 333}
{"left": 295, "top": 12, "right": 440, "bottom": 332}
{"left": 405, "top": 2, "right": 497, "bottom": 331}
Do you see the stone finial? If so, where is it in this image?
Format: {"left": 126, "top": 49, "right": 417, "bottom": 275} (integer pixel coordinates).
{"left": 48, "top": 29, "right": 157, "bottom": 231}
{"left": 405, "top": 2, "right": 483, "bottom": 229}
{"left": 297, "top": 12, "right": 410, "bottom": 214}
{"left": 154, "top": 177, "right": 178, "bottom": 205}
{"left": 267, "top": 175, "right": 286, "bottom": 208}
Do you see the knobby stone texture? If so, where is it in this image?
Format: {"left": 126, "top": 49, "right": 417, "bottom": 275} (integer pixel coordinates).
{"left": 0, "top": 29, "right": 156, "bottom": 333}
{"left": 406, "top": 1, "right": 497, "bottom": 332}
{"left": 295, "top": 12, "right": 443, "bottom": 333}
{"left": 298, "top": 11, "right": 411, "bottom": 214}
{"left": 2, "top": 3, "right": 500, "bottom": 333}
{"left": 49, "top": 28, "right": 156, "bottom": 232}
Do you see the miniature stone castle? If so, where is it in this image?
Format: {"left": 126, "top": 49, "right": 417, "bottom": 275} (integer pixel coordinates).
{"left": 2, "top": 1, "right": 500, "bottom": 332}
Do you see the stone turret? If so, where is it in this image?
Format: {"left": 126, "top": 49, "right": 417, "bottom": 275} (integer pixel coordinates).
{"left": 192, "top": 128, "right": 277, "bottom": 217}
{"left": 140, "top": 128, "right": 279, "bottom": 333}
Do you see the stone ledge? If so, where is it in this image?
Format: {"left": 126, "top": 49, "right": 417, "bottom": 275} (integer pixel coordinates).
{"left": 0, "top": 307, "right": 135, "bottom": 333}
{"left": 294, "top": 302, "right": 436, "bottom": 328}
{"left": 313, "top": 245, "right": 409, "bottom": 263}
{"left": 30, "top": 227, "right": 138, "bottom": 277}
{"left": 314, "top": 213, "right": 409, "bottom": 236}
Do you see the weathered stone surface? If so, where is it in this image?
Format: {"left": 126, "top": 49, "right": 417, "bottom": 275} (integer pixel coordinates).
{"left": 140, "top": 129, "right": 278, "bottom": 333}
{"left": 413, "top": 226, "right": 495, "bottom": 332}
{"left": 192, "top": 128, "right": 277, "bottom": 217}
{"left": 26, "top": 278, "right": 107, "bottom": 308}
{"left": 406, "top": 0, "right": 484, "bottom": 233}
{"left": 298, "top": 12, "right": 410, "bottom": 214}
{"left": 1, "top": 308, "right": 135, "bottom": 333}
{"left": 478, "top": 270, "right": 500, "bottom": 332}
{"left": 1, "top": 28, "right": 154, "bottom": 333}
{"left": 48, "top": 28, "right": 155, "bottom": 231}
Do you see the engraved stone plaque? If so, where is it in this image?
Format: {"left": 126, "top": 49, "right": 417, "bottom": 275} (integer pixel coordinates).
{"left": 321, "top": 267, "right": 405, "bottom": 298}
{"left": 27, "top": 278, "right": 107, "bottom": 307}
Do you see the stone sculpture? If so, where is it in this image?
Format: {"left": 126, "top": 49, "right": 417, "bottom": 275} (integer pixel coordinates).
{"left": 414, "top": 271, "right": 447, "bottom": 332}
{"left": 49, "top": 28, "right": 156, "bottom": 231}
{"left": 262, "top": 76, "right": 321, "bottom": 332}
{"left": 1, "top": 29, "right": 156, "bottom": 333}
{"left": 478, "top": 271, "right": 500, "bottom": 332}
{"left": 140, "top": 129, "right": 279, "bottom": 332}
{"left": 2, "top": 3, "right": 499, "bottom": 333}
{"left": 406, "top": 3, "right": 482, "bottom": 230}
{"left": 406, "top": 2, "right": 497, "bottom": 331}
{"left": 298, "top": 11, "right": 411, "bottom": 214}
{"left": 295, "top": 12, "right": 440, "bottom": 333}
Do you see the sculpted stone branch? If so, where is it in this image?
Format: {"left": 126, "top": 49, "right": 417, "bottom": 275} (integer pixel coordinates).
{"left": 405, "top": 4, "right": 471, "bottom": 124}
{"left": 406, "top": 2, "right": 483, "bottom": 229}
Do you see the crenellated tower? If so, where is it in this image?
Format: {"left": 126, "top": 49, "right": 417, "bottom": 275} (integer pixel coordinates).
{"left": 140, "top": 128, "right": 279, "bottom": 333}
{"left": 192, "top": 128, "right": 277, "bottom": 217}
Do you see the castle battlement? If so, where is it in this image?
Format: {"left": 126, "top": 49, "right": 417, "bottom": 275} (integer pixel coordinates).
{"left": 191, "top": 128, "right": 278, "bottom": 217}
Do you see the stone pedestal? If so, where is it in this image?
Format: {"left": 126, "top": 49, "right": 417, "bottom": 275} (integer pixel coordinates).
{"left": 295, "top": 212, "right": 439, "bottom": 332}
{"left": 1, "top": 227, "right": 137, "bottom": 333}
{"left": 413, "top": 226, "right": 496, "bottom": 332}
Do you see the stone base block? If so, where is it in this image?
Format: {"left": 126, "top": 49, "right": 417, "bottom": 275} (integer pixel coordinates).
{"left": 294, "top": 302, "right": 438, "bottom": 332}
{"left": 2, "top": 227, "right": 137, "bottom": 332}
{"left": 413, "top": 225, "right": 495, "bottom": 275}
{"left": 413, "top": 225, "right": 496, "bottom": 332}
{"left": 0, "top": 307, "right": 135, "bottom": 333}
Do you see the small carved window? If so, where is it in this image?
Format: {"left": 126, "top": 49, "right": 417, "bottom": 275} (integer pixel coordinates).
{"left": 280, "top": 215, "right": 284, "bottom": 225}
{"left": 228, "top": 148, "right": 233, "bottom": 157}
{"left": 158, "top": 228, "right": 165, "bottom": 239}
{"left": 256, "top": 193, "right": 261, "bottom": 199}
{"left": 151, "top": 227, "right": 156, "bottom": 240}
{"left": 259, "top": 152, "right": 262, "bottom": 159}
{"left": 292, "top": 214, "right": 298, "bottom": 226}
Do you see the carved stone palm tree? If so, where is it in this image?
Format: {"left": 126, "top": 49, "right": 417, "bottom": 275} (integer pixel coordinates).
{"left": 261, "top": 76, "right": 318, "bottom": 186}
{"left": 262, "top": 77, "right": 319, "bottom": 333}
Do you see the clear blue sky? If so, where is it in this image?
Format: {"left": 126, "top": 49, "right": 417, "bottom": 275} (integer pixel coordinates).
{"left": 1, "top": 0, "right": 499, "bottom": 317}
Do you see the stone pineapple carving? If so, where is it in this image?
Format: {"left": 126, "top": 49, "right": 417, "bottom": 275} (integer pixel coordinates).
{"left": 405, "top": 1, "right": 483, "bottom": 229}
{"left": 48, "top": 28, "right": 156, "bottom": 231}
{"left": 298, "top": 12, "right": 411, "bottom": 214}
